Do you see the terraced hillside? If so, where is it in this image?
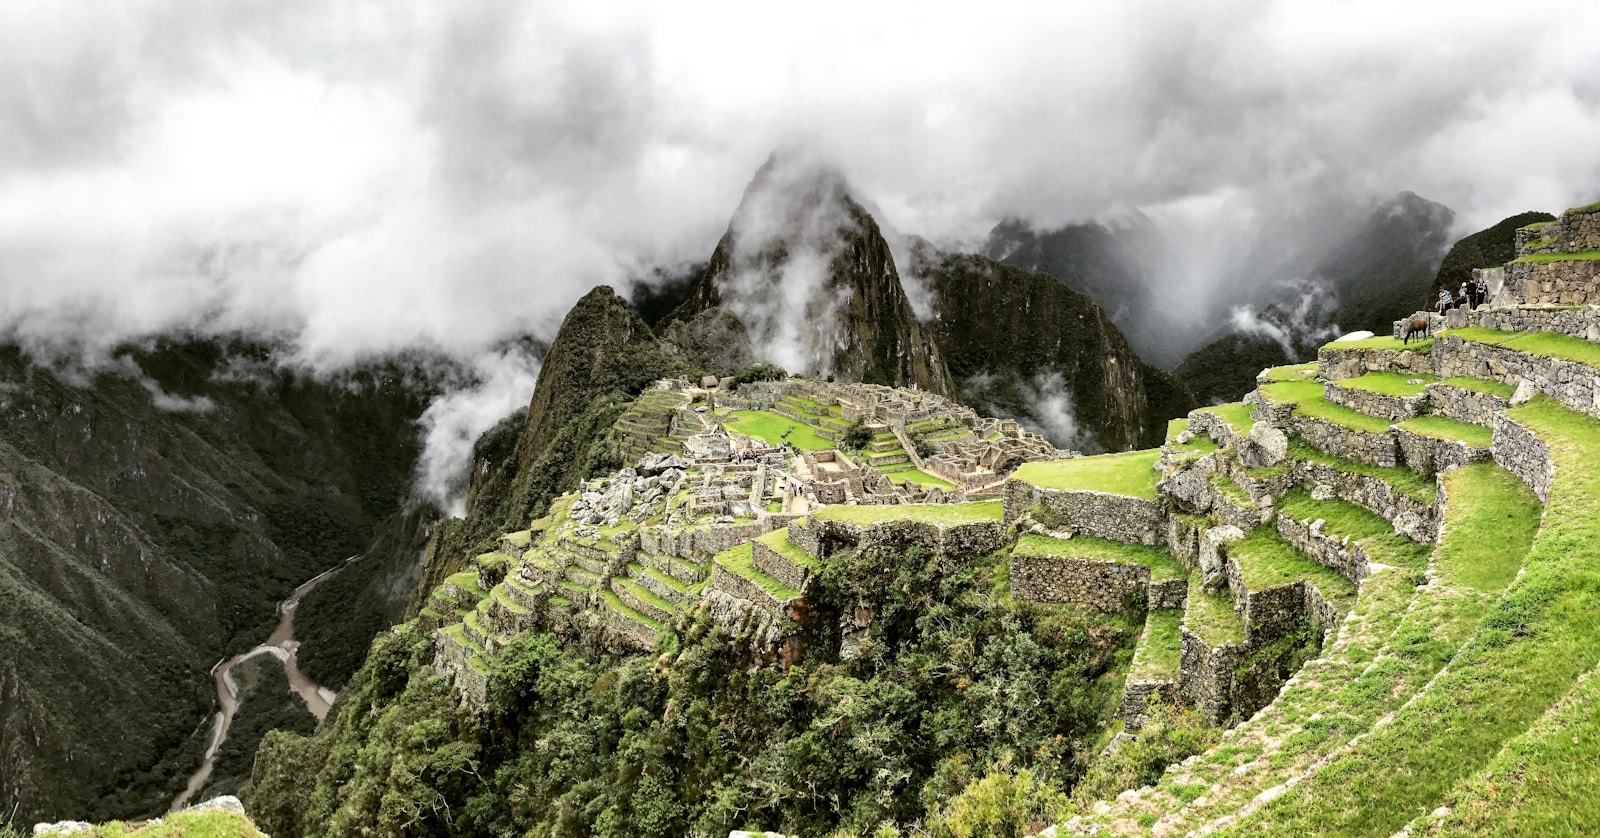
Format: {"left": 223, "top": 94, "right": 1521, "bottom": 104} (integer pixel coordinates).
{"left": 1041, "top": 202, "right": 1600, "bottom": 836}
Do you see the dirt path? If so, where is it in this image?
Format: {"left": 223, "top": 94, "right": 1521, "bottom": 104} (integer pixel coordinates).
{"left": 168, "top": 557, "right": 355, "bottom": 812}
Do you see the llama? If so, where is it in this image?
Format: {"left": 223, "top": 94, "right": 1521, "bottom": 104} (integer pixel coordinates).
{"left": 1402, "top": 314, "right": 1431, "bottom": 345}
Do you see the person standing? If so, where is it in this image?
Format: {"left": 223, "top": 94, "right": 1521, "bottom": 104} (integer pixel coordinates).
{"left": 1437, "top": 287, "right": 1454, "bottom": 315}
{"left": 1464, "top": 277, "right": 1479, "bottom": 311}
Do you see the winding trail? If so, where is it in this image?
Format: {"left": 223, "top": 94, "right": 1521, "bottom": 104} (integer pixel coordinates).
{"left": 168, "top": 557, "right": 356, "bottom": 812}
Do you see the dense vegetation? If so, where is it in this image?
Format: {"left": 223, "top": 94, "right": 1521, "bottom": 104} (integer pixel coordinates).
{"left": 1426, "top": 210, "right": 1556, "bottom": 307}
{"left": 0, "top": 339, "right": 437, "bottom": 823}
{"left": 248, "top": 544, "right": 1139, "bottom": 836}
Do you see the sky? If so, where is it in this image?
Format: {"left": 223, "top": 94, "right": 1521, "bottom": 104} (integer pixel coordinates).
{"left": 2, "top": 0, "right": 1598, "bottom": 502}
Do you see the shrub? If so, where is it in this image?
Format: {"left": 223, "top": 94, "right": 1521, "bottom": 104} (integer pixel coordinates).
{"left": 842, "top": 420, "right": 874, "bottom": 451}
{"left": 930, "top": 767, "right": 1068, "bottom": 838}
{"left": 1070, "top": 704, "right": 1220, "bottom": 805}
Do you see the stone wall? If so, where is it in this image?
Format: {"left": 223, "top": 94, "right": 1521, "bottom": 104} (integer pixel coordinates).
{"left": 1318, "top": 345, "right": 1433, "bottom": 380}
{"left": 1149, "top": 578, "right": 1188, "bottom": 609}
{"left": 753, "top": 540, "right": 811, "bottom": 591}
{"left": 1009, "top": 553, "right": 1154, "bottom": 611}
{"left": 1005, "top": 480, "right": 1166, "bottom": 545}
{"left": 1492, "top": 412, "right": 1554, "bottom": 504}
{"left": 1178, "top": 629, "right": 1246, "bottom": 723}
{"left": 711, "top": 559, "right": 791, "bottom": 612}
{"left": 1290, "top": 415, "right": 1399, "bottom": 468}
{"left": 603, "top": 606, "right": 659, "bottom": 651}
{"left": 805, "top": 515, "right": 1010, "bottom": 559}
{"left": 1288, "top": 458, "right": 1439, "bottom": 543}
{"left": 1324, "top": 381, "right": 1426, "bottom": 422}
{"left": 1468, "top": 305, "right": 1600, "bottom": 343}
{"left": 1276, "top": 513, "right": 1370, "bottom": 585}
{"left": 1434, "top": 334, "right": 1600, "bottom": 422}
{"left": 1122, "top": 678, "right": 1177, "bottom": 730}
{"left": 1395, "top": 426, "right": 1489, "bottom": 477}
{"left": 1164, "top": 515, "right": 1202, "bottom": 571}
{"left": 1426, "top": 381, "right": 1510, "bottom": 426}
{"left": 1507, "top": 258, "right": 1600, "bottom": 306}
{"left": 787, "top": 519, "right": 821, "bottom": 557}
{"left": 1245, "top": 392, "right": 1297, "bottom": 429}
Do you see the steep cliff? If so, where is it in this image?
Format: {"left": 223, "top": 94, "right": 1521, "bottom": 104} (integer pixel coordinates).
{"left": 919, "top": 250, "right": 1194, "bottom": 452}
{"left": 667, "top": 155, "right": 952, "bottom": 395}
{"left": 0, "top": 340, "right": 434, "bottom": 823}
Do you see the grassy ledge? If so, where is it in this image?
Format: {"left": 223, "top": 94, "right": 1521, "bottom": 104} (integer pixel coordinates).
{"left": 1012, "top": 449, "right": 1161, "bottom": 499}
{"left": 1333, "top": 371, "right": 1437, "bottom": 397}
{"left": 1260, "top": 362, "right": 1318, "bottom": 383}
{"left": 1197, "top": 402, "right": 1254, "bottom": 435}
{"left": 1228, "top": 528, "right": 1357, "bottom": 609}
{"left": 1130, "top": 609, "right": 1184, "bottom": 680}
{"left": 1511, "top": 250, "right": 1600, "bottom": 263}
{"left": 755, "top": 528, "right": 819, "bottom": 569}
{"left": 1286, "top": 440, "right": 1437, "bottom": 505}
{"left": 1443, "top": 326, "right": 1600, "bottom": 370}
{"left": 1396, "top": 415, "right": 1494, "bottom": 448}
{"left": 1258, "top": 379, "right": 1324, "bottom": 406}
{"left": 1166, "top": 418, "right": 1221, "bottom": 458}
{"left": 1215, "top": 398, "right": 1594, "bottom": 836}
{"left": 723, "top": 409, "right": 834, "bottom": 450}
{"left": 1566, "top": 199, "right": 1600, "bottom": 215}
{"left": 1183, "top": 578, "right": 1244, "bottom": 647}
{"left": 713, "top": 544, "right": 801, "bottom": 601}
{"left": 1292, "top": 394, "right": 1396, "bottom": 434}
{"left": 1012, "top": 533, "right": 1187, "bottom": 581}
{"left": 1438, "top": 375, "right": 1516, "bottom": 399}
{"left": 811, "top": 499, "right": 1003, "bottom": 526}
{"left": 1322, "top": 335, "right": 1432, "bottom": 352}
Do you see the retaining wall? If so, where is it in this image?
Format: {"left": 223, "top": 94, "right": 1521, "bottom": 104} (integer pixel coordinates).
{"left": 1324, "top": 382, "right": 1426, "bottom": 422}
{"left": 1005, "top": 480, "right": 1165, "bottom": 545}
{"left": 1290, "top": 415, "right": 1399, "bottom": 468}
{"left": 1276, "top": 513, "right": 1370, "bottom": 586}
{"left": 1425, "top": 382, "right": 1510, "bottom": 426}
{"left": 1009, "top": 553, "right": 1155, "bottom": 611}
{"left": 1434, "top": 334, "right": 1600, "bottom": 421}
{"left": 1492, "top": 412, "right": 1555, "bottom": 504}
{"left": 1287, "top": 458, "right": 1439, "bottom": 542}
{"left": 1318, "top": 345, "right": 1433, "bottom": 380}
{"left": 1395, "top": 426, "right": 1490, "bottom": 477}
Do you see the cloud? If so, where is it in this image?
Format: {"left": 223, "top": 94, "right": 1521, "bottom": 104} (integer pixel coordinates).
{"left": 1, "top": 1, "right": 1597, "bottom": 494}
{"left": 413, "top": 346, "right": 542, "bottom": 515}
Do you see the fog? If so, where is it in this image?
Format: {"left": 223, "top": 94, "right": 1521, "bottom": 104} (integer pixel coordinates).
{"left": 3, "top": 0, "right": 1598, "bottom": 504}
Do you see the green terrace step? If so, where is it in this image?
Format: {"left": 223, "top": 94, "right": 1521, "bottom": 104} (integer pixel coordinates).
{"left": 1444, "top": 325, "right": 1600, "bottom": 370}
{"left": 1197, "top": 401, "right": 1255, "bottom": 436}
{"left": 1285, "top": 440, "right": 1438, "bottom": 507}
{"left": 557, "top": 579, "right": 589, "bottom": 600}
{"left": 1012, "top": 533, "right": 1186, "bottom": 582}
{"left": 1228, "top": 528, "right": 1357, "bottom": 613}
{"left": 502, "top": 574, "right": 544, "bottom": 609}
{"left": 1276, "top": 489, "right": 1431, "bottom": 571}
{"left": 1011, "top": 449, "right": 1161, "bottom": 500}
{"left": 563, "top": 565, "right": 601, "bottom": 587}
{"left": 1395, "top": 414, "right": 1494, "bottom": 448}
{"left": 1129, "top": 608, "right": 1183, "bottom": 682}
{"left": 1182, "top": 578, "right": 1244, "bottom": 647}
{"left": 1329, "top": 370, "right": 1436, "bottom": 397}
{"left": 1201, "top": 444, "right": 1558, "bottom": 835}
{"left": 1259, "top": 362, "right": 1318, "bottom": 383}
{"left": 713, "top": 543, "right": 802, "bottom": 603}
{"left": 1435, "top": 374, "right": 1515, "bottom": 399}
{"left": 628, "top": 562, "right": 688, "bottom": 602}
{"left": 611, "top": 576, "right": 676, "bottom": 624}
{"left": 490, "top": 584, "right": 531, "bottom": 615}
{"left": 598, "top": 587, "right": 665, "bottom": 632}
{"left": 1324, "top": 371, "right": 1436, "bottom": 421}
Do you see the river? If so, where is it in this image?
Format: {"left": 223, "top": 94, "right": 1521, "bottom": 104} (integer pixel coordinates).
{"left": 169, "top": 558, "right": 355, "bottom": 812}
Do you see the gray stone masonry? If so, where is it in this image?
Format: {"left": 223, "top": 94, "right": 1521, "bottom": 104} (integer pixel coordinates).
{"left": 1165, "top": 515, "right": 1203, "bottom": 572}
{"left": 1010, "top": 551, "right": 1156, "bottom": 611}
{"left": 711, "top": 555, "right": 794, "bottom": 613}
{"left": 1223, "top": 547, "right": 1343, "bottom": 648}
{"left": 1318, "top": 345, "right": 1433, "bottom": 380}
{"left": 1209, "top": 475, "right": 1268, "bottom": 532}
{"left": 1434, "top": 333, "right": 1600, "bottom": 422}
{"left": 615, "top": 582, "right": 673, "bottom": 625}
{"left": 1324, "top": 381, "right": 1427, "bottom": 422}
{"left": 752, "top": 539, "right": 811, "bottom": 592}
{"left": 1426, "top": 381, "right": 1511, "bottom": 426}
{"left": 787, "top": 519, "right": 822, "bottom": 556}
{"left": 1149, "top": 578, "right": 1188, "bottom": 609}
{"left": 1507, "top": 258, "right": 1600, "bottom": 306}
{"left": 1185, "top": 409, "right": 1242, "bottom": 448}
{"left": 1122, "top": 678, "right": 1177, "bottom": 731}
{"left": 1515, "top": 212, "right": 1600, "bottom": 256}
{"left": 1287, "top": 458, "right": 1439, "bottom": 543}
{"left": 632, "top": 566, "right": 684, "bottom": 603}
{"left": 1492, "top": 411, "right": 1554, "bottom": 504}
{"left": 1179, "top": 629, "right": 1246, "bottom": 723}
{"left": 803, "top": 515, "right": 1010, "bottom": 560}
{"left": 1290, "top": 414, "right": 1400, "bottom": 469}
{"left": 1245, "top": 390, "right": 1298, "bottom": 429}
{"left": 1396, "top": 425, "right": 1490, "bottom": 477}
{"left": 1005, "top": 480, "right": 1165, "bottom": 545}
{"left": 1465, "top": 304, "right": 1600, "bottom": 343}
{"left": 1276, "top": 513, "right": 1370, "bottom": 586}
{"left": 603, "top": 606, "right": 658, "bottom": 651}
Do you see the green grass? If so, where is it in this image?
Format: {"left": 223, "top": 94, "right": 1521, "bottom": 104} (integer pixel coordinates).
{"left": 444, "top": 571, "right": 486, "bottom": 599}
{"left": 1229, "top": 528, "right": 1357, "bottom": 609}
{"left": 1510, "top": 250, "right": 1600, "bottom": 263}
{"left": 1396, "top": 415, "right": 1494, "bottom": 449}
{"left": 613, "top": 576, "right": 676, "bottom": 615}
{"left": 1322, "top": 335, "right": 1432, "bottom": 352}
{"left": 1210, "top": 473, "right": 1253, "bottom": 509}
{"left": 76, "top": 809, "right": 269, "bottom": 836}
{"left": 1333, "top": 371, "right": 1437, "bottom": 397}
{"left": 1437, "top": 461, "right": 1542, "bottom": 593}
{"left": 502, "top": 529, "right": 532, "bottom": 548}
{"left": 1439, "top": 375, "right": 1516, "bottom": 399}
{"left": 1215, "top": 398, "right": 1595, "bottom": 836}
{"left": 1258, "top": 379, "right": 1324, "bottom": 406}
{"left": 1278, "top": 489, "right": 1392, "bottom": 542}
{"left": 723, "top": 409, "right": 835, "bottom": 450}
{"left": 884, "top": 468, "right": 958, "bottom": 490}
{"left": 812, "top": 499, "right": 1004, "bottom": 526}
{"left": 1165, "top": 418, "right": 1221, "bottom": 459}
{"left": 713, "top": 544, "right": 801, "bottom": 601}
{"left": 1012, "top": 533, "right": 1187, "bottom": 581}
{"left": 1198, "top": 402, "right": 1254, "bottom": 435}
{"left": 1260, "top": 362, "right": 1318, "bottom": 382}
{"left": 1012, "top": 449, "right": 1161, "bottom": 499}
{"left": 756, "top": 528, "right": 819, "bottom": 568}
{"left": 1443, "top": 326, "right": 1600, "bottom": 370}
{"left": 1130, "top": 609, "right": 1184, "bottom": 680}
{"left": 599, "top": 587, "right": 665, "bottom": 630}
{"left": 1184, "top": 578, "right": 1244, "bottom": 646}
{"left": 1565, "top": 199, "right": 1600, "bottom": 215}
{"left": 1292, "top": 394, "right": 1396, "bottom": 434}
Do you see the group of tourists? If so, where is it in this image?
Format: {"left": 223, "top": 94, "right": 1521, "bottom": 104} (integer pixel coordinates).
{"left": 1438, "top": 277, "right": 1488, "bottom": 313}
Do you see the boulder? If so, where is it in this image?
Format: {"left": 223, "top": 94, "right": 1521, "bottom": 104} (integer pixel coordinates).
{"left": 1237, "top": 421, "right": 1289, "bottom": 469}
{"left": 1164, "top": 466, "right": 1213, "bottom": 513}
{"left": 1200, "top": 524, "right": 1245, "bottom": 591}
{"left": 1510, "top": 378, "right": 1538, "bottom": 406}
